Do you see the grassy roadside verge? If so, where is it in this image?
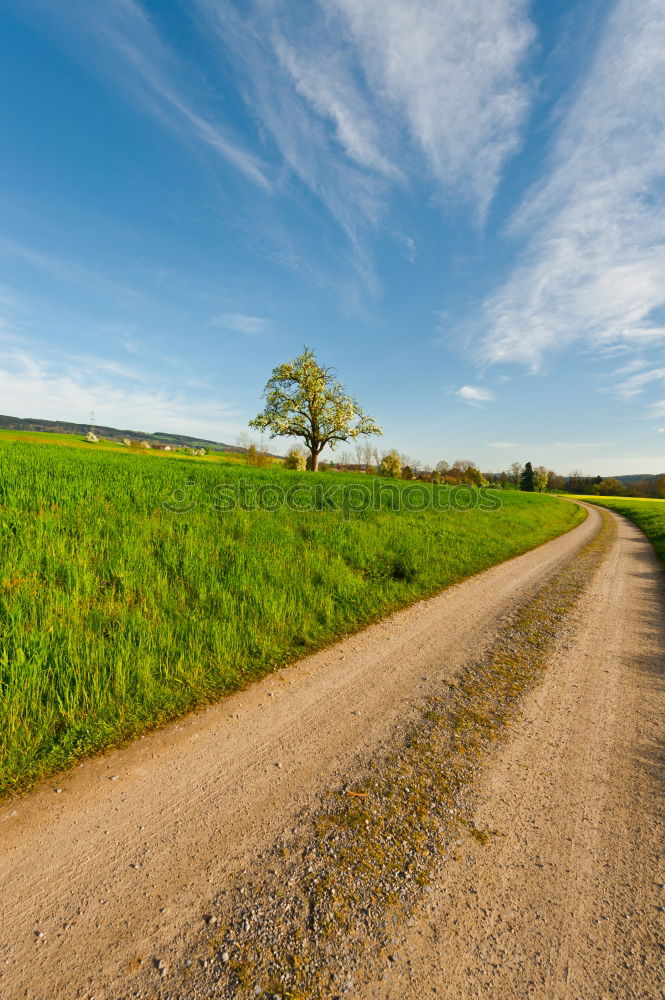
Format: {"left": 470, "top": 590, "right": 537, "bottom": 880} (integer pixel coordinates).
{"left": 573, "top": 495, "right": 665, "bottom": 568}
{"left": 1, "top": 441, "right": 585, "bottom": 797}
{"left": 181, "top": 509, "right": 613, "bottom": 1000}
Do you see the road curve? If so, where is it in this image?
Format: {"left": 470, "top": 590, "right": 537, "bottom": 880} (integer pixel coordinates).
{"left": 0, "top": 505, "right": 605, "bottom": 998}
{"left": 356, "top": 506, "right": 664, "bottom": 1000}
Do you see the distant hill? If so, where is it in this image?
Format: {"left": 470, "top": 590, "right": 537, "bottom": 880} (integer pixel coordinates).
{"left": 613, "top": 474, "right": 661, "bottom": 484}
{"left": 0, "top": 414, "right": 247, "bottom": 453}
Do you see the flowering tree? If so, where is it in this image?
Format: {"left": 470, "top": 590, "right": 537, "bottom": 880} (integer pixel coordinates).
{"left": 378, "top": 450, "right": 402, "bottom": 478}
{"left": 250, "top": 347, "right": 382, "bottom": 471}
{"left": 534, "top": 465, "right": 549, "bottom": 492}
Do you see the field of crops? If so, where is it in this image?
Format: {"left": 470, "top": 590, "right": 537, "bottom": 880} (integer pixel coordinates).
{"left": 578, "top": 496, "right": 665, "bottom": 568}
{"left": 0, "top": 426, "right": 249, "bottom": 463}
{"left": 0, "top": 440, "right": 586, "bottom": 796}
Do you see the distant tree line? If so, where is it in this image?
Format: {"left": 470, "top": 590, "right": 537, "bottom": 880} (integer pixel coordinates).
{"left": 558, "top": 471, "right": 665, "bottom": 499}
{"left": 329, "top": 452, "right": 490, "bottom": 485}
{"left": 484, "top": 466, "right": 665, "bottom": 498}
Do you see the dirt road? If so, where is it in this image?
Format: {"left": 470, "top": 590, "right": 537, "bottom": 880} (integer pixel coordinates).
{"left": 1, "top": 504, "right": 662, "bottom": 999}
{"left": 356, "top": 507, "right": 664, "bottom": 1000}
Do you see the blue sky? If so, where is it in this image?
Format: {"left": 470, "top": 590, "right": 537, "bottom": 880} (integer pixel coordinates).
{"left": 1, "top": 0, "right": 664, "bottom": 473}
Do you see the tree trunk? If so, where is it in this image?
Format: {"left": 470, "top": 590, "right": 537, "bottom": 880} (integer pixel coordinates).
{"left": 306, "top": 434, "right": 322, "bottom": 471}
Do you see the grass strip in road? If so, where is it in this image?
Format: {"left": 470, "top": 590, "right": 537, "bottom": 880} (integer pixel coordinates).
{"left": 177, "top": 508, "right": 614, "bottom": 1000}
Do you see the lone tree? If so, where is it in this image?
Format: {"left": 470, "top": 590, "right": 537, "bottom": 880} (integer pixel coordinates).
{"left": 509, "top": 461, "right": 523, "bottom": 491}
{"left": 533, "top": 465, "right": 549, "bottom": 493}
{"left": 250, "top": 347, "right": 382, "bottom": 471}
{"left": 520, "top": 461, "right": 535, "bottom": 492}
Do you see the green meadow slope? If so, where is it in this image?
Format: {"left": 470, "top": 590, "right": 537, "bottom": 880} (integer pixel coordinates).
{"left": 0, "top": 425, "right": 250, "bottom": 463}
{"left": 0, "top": 441, "right": 585, "bottom": 795}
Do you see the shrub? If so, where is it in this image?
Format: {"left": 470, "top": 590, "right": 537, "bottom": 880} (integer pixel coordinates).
{"left": 378, "top": 450, "right": 402, "bottom": 478}
{"left": 284, "top": 447, "right": 307, "bottom": 471}
{"left": 463, "top": 466, "right": 487, "bottom": 487}
{"left": 247, "top": 444, "right": 272, "bottom": 468}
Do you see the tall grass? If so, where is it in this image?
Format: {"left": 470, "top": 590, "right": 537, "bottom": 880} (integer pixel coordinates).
{"left": 0, "top": 442, "right": 585, "bottom": 795}
{"left": 578, "top": 495, "right": 665, "bottom": 567}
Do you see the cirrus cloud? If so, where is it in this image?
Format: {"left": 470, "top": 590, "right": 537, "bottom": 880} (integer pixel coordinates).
{"left": 212, "top": 313, "right": 270, "bottom": 337}
{"left": 195, "top": 0, "right": 536, "bottom": 236}
{"left": 479, "top": 0, "right": 665, "bottom": 370}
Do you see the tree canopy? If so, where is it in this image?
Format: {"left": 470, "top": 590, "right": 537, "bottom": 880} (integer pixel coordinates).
{"left": 509, "top": 461, "right": 523, "bottom": 490}
{"left": 533, "top": 465, "right": 549, "bottom": 492}
{"left": 284, "top": 446, "right": 307, "bottom": 471}
{"left": 378, "top": 450, "right": 402, "bottom": 478}
{"left": 250, "top": 347, "right": 382, "bottom": 471}
{"left": 520, "top": 461, "right": 535, "bottom": 492}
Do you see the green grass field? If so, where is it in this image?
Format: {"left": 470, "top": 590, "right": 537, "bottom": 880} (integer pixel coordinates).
{"left": 0, "top": 426, "right": 250, "bottom": 464}
{"left": 577, "top": 495, "right": 665, "bottom": 568}
{"left": 0, "top": 440, "right": 586, "bottom": 796}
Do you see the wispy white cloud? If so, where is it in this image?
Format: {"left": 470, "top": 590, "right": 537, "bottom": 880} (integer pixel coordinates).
{"left": 403, "top": 236, "right": 417, "bottom": 264}
{"left": 0, "top": 239, "right": 141, "bottom": 300}
{"left": 32, "top": 0, "right": 270, "bottom": 190}
{"left": 487, "top": 438, "right": 610, "bottom": 453}
{"left": 478, "top": 0, "right": 665, "bottom": 369}
{"left": 271, "top": 33, "right": 402, "bottom": 182}
{"left": 0, "top": 346, "right": 244, "bottom": 438}
{"left": 551, "top": 440, "right": 608, "bottom": 450}
{"left": 33, "top": 0, "right": 536, "bottom": 298}
{"left": 329, "top": 0, "right": 535, "bottom": 216}
{"left": 616, "top": 367, "right": 665, "bottom": 400}
{"left": 192, "top": 1, "right": 385, "bottom": 294}
{"left": 456, "top": 385, "right": 495, "bottom": 406}
{"left": 211, "top": 313, "right": 270, "bottom": 337}
{"left": 613, "top": 358, "right": 648, "bottom": 376}
{"left": 194, "top": 0, "right": 535, "bottom": 260}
